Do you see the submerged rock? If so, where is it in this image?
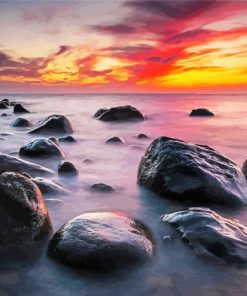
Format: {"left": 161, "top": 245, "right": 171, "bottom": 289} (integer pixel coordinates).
{"left": 190, "top": 108, "right": 214, "bottom": 116}
{"left": 137, "top": 133, "right": 149, "bottom": 139}
{"left": 58, "top": 161, "right": 78, "bottom": 176}
{"left": 162, "top": 208, "right": 247, "bottom": 265}
{"left": 11, "top": 118, "right": 32, "bottom": 128}
{"left": 31, "top": 177, "right": 69, "bottom": 196}
{"left": 48, "top": 212, "right": 154, "bottom": 270}
{"left": 82, "top": 158, "right": 93, "bottom": 164}
{"left": 105, "top": 136, "right": 125, "bottom": 144}
{"left": 0, "top": 102, "right": 8, "bottom": 109}
{"left": 0, "top": 153, "right": 54, "bottom": 176}
{"left": 13, "top": 104, "right": 30, "bottom": 114}
{"left": 29, "top": 114, "right": 73, "bottom": 135}
{"left": 0, "top": 172, "right": 52, "bottom": 249}
{"left": 137, "top": 137, "right": 247, "bottom": 207}
{"left": 94, "top": 105, "right": 144, "bottom": 122}
{"left": 59, "top": 135, "right": 77, "bottom": 143}
{"left": 90, "top": 183, "right": 115, "bottom": 193}
{"left": 19, "top": 138, "right": 65, "bottom": 159}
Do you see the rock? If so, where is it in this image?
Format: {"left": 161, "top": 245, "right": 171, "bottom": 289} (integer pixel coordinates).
{"left": 31, "top": 177, "right": 69, "bottom": 196}
{"left": 59, "top": 135, "right": 77, "bottom": 143}
{"left": 82, "top": 158, "right": 93, "bottom": 164}
{"left": 242, "top": 160, "right": 247, "bottom": 180}
{"left": 11, "top": 118, "right": 32, "bottom": 128}
{"left": 48, "top": 137, "right": 60, "bottom": 146}
{"left": 58, "top": 161, "right": 78, "bottom": 176}
{"left": 190, "top": 108, "right": 214, "bottom": 116}
{"left": 0, "top": 172, "right": 52, "bottom": 249}
{"left": 13, "top": 104, "right": 30, "bottom": 114}
{"left": 1, "top": 113, "right": 7, "bottom": 117}
{"left": 162, "top": 207, "right": 247, "bottom": 265}
{"left": 0, "top": 102, "right": 8, "bottom": 109}
{"left": 137, "top": 133, "right": 149, "bottom": 139}
{"left": 19, "top": 138, "right": 65, "bottom": 159}
{"left": 94, "top": 105, "right": 144, "bottom": 122}
{"left": 0, "top": 132, "right": 12, "bottom": 136}
{"left": 29, "top": 114, "right": 73, "bottom": 135}
{"left": 90, "top": 183, "right": 115, "bottom": 192}
{"left": 48, "top": 212, "right": 154, "bottom": 270}
{"left": 10, "top": 101, "right": 17, "bottom": 106}
{"left": 105, "top": 136, "right": 125, "bottom": 144}
{"left": 1, "top": 98, "right": 9, "bottom": 105}
{"left": 137, "top": 137, "right": 247, "bottom": 207}
{"left": 0, "top": 153, "right": 54, "bottom": 176}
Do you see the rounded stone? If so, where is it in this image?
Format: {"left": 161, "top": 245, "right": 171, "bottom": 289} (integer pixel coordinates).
{"left": 11, "top": 118, "right": 32, "bottom": 128}
{"left": 13, "top": 104, "right": 30, "bottom": 114}
{"left": 58, "top": 161, "right": 78, "bottom": 175}
{"left": 190, "top": 108, "right": 214, "bottom": 116}
{"left": 90, "top": 183, "right": 115, "bottom": 192}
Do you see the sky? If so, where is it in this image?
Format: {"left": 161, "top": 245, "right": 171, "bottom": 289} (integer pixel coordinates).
{"left": 0, "top": 0, "right": 247, "bottom": 93}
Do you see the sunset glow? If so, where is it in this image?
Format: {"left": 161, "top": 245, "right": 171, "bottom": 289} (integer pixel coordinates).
{"left": 1, "top": 0, "right": 247, "bottom": 93}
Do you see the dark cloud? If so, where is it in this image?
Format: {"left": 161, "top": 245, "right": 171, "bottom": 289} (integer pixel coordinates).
{"left": 162, "top": 54, "right": 181, "bottom": 65}
{"left": 92, "top": 24, "right": 136, "bottom": 34}
{"left": 146, "top": 56, "right": 162, "bottom": 62}
{"left": 166, "top": 29, "right": 211, "bottom": 43}
{"left": 55, "top": 45, "right": 71, "bottom": 56}
{"left": 125, "top": 0, "right": 220, "bottom": 20}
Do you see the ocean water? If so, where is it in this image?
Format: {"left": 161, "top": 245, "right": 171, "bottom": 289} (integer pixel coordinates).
{"left": 0, "top": 93, "right": 247, "bottom": 296}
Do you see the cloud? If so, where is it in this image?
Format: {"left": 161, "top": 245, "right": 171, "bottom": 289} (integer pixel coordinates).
{"left": 92, "top": 24, "right": 136, "bottom": 34}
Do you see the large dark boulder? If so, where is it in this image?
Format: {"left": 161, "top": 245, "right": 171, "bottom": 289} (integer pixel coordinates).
{"left": 19, "top": 138, "right": 65, "bottom": 159}
{"left": 0, "top": 153, "right": 54, "bottom": 176}
{"left": 162, "top": 207, "right": 247, "bottom": 265}
{"left": 0, "top": 172, "right": 52, "bottom": 250}
{"left": 29, "top": 115, "right": 73, "bottom": 134}
{"left": 13, "top": 104, "right": 30, "bottom": 114}
{"left": 31, "top": 177, "right": 69, "bottom": 196}
{"left": 48, "top": 212, "right": 154, "bottom": 270}
{"left": 190, "top": 108, "right": 214, "bottom": 116}
{"left": 11, "top": 118, "right": 32, "bottom": 128}
{"left": 137, "top": 137, "right": 247, "bottom": 207}
{"left": 94, "top": 105, "right": 144, "bottom": 122}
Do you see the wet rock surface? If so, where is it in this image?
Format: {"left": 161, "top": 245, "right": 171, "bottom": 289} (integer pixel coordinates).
{"left": 11, "top": 118, "right": 32, "bottom": 128}
{"left": 58, "top": 161, "right": 78, "bottom": 175}
{"left": 1, "top": 113, "right": 7, "bottom": 117}
{"left": 19, "top": 138, "right": 65, "bottom": 159}
{"left": 105, "top": 136, "right": 125, "bottom": 144}
{"left": 59, "top": 135, "right": 77, "bottom": 143}
{"left": 31, "top": 177, "right": 69, "bottom": 196}
{"left": 0, "top": 153, "right": 54, "bottom": 176}
{"left": 90, "top": 183, "right": 115, "bottom": 192}
{"left": 94, "top": 105, "right": 144, "bottom": 122}
{"left": 162, "top": 207, "right": 247, "bottom": 265}
{"left": 29, "top": 115, "right": 73, "bottom": 135}
{"left": 0, "top": 102, "right": 8, "bottom": 109}
{"left": 190, "top": 108, "right": 214, "bottom": 116}
{"left": 138, "top": 137, "right": 247, "bottom": 207}
{"left": 0, "top": 172, "right": 52, "bottom": 250}
{"left": 48, "top": 212, "right": 155, "bottom": 270}
{"left": 13, "top": 104, "right": 30, "bottom": 114}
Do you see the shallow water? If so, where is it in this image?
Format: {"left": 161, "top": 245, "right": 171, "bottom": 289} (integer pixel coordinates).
{"left": 1, "top": 93, "right": 247, "bottom": 296}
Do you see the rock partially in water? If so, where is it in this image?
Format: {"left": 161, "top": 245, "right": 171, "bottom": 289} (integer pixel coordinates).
{"left": 242, "top": 160, "right": 247, "bottom": 180}
{"left": 105, "top": 136, "right": 125, "bottom": 144}
{"left": 1, "top": 113, "right": 7, "bottom": 117}
{"left": 48, "top": 212, "right": 154, "bottom": 270}
{"left": 31, "top": 177, "right": 69, "bottom": 196}
{"left": 19, "top": 138, "right": 65, "bottom": 159}
{"left": 48, "top": 136, "right": 60, "bottom": 146}
{"left": 13, "top": 104, "right": 30, "bottom": 114}
{"left": 29, "top": 114, "right": 73, "bottom": 135}
{"left": 137, "top": 133, "right": 149, "bottom": 139}
{"left": 1, "top": 98, "right": 9, "bottom": 105}
{"left": 162, "top": 207, "right": 247, "bottom": 265}
{"left": 0, "top": 102, "right": 8, "bottom": 109}
{"left": 0, "top": 153, "right": 54, "bottom": 176}
{"left": 90, "top": 183, "right": 115, "bottom": 193}
{"left": 59, "top": 135, "right": 77, "bottom": 143}
{"left": 58, "top": 161, "right": 78, "bottom": 176}
{"left": 11, "top": 118, "right": 32, "bottom": 128}
{"left": 137, "top": 137, "right": 247, "bottom": 207}
{"left": 94, "top": 105, "right": 144, "bottom": 122}
{"left": 190, "top": 108, "right": 214, "bottom": 116}
{"left": 82, "top": 158, "right": 93, "bottom": 164}
{"left": 0, "top": 172, "right": 52, "bottom": 250}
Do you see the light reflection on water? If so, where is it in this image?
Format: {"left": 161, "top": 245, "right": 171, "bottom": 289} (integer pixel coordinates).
{"left": 0, "top": 93, "right": 247, "bottom": 296}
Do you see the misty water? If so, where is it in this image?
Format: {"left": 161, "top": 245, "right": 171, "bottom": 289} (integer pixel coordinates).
{"left": 1, "top": 93, "right": 247, "bottom": 296}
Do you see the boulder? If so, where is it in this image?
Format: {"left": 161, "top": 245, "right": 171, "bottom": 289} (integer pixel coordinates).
{"left": 58, "top": 161, "right": 78, "bottom": 176}
{"left": 190, "top": 108, "right": 214, "bottom": 116}
{"left": 137, "top": 133, "right": 149, "bottom": 139}
{"left": 137, "top": 137, "right": 247, "bottom": 207}
{"left": 0, "top": 102, "right": 8, "bottom": 109}
{"left": 59, "top": 135, "right": 77, "bottom": 143}
{"left": 90, "top": 183, "right": 115, "bottom": 193}
{"left": 0, "top": 153, "right": 54, "bottom": 176}
{"left": 31, "top": 177, "right": 69, "bottom": 196}
{"left": 19, "top": 138, "right": 65, "bottom": 159}
{"left": 105, "top": 136, "right": 125, "bottom": 144}
{"left": 0, "top": 172, "right": 52, "bottom": 250}
{"left": 162, "top": 207, "right": 247, "bottom": 265}
{"left": 48, "top": 212, "right": 154, "bottom": 270}
{"left": 11, "top": 118, "right": 32, "bottom": 128}
{"left": 242, "top": 160, "right": 247, "bottom": 180}
{"left": 29, "top": 114, "right": 73, "bottom": 135}
{"left": 13, "top": 104, "right": 30, "bottom": 114}
{"left": 94, "top": 105, "right": 144, "bottom": 122}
